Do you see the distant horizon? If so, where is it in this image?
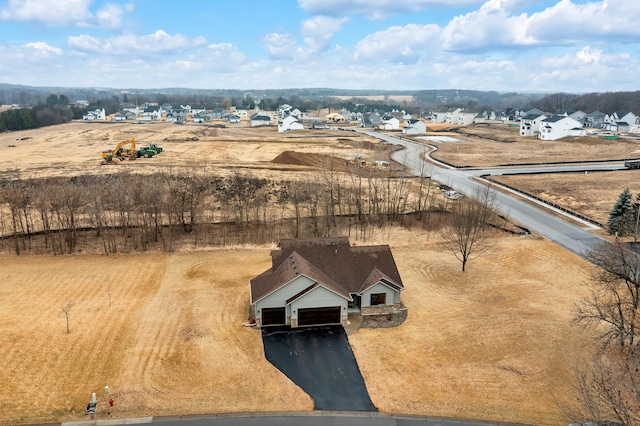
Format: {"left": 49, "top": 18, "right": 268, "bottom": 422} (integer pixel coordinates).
{"left": 0, "top": 1, "right": 638, "bottom": 93}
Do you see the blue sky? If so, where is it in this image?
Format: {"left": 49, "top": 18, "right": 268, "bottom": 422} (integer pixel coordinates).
{"left": 0, "top": 0, "right": 638, "bottom": 93}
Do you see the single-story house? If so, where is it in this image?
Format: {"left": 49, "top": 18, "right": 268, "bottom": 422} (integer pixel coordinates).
{"left": 249, "top": 237, "right": 406, "bottom": 328}
{"left": 250, "top": 112, "right": 272, "bottom": 127}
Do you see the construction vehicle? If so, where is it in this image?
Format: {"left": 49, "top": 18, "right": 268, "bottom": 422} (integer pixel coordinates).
{"left": 136, "top": 147, "right": 156, "bottom": 158}
{"left": 101, "top": 138, "right": 137, "bottom": 164}
{"left": 148, "top": 143, "right": 163, "bottom": 154}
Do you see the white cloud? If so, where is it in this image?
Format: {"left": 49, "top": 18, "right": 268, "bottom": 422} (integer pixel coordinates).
{"left": 23, "top": 42, "right": 63, "bottom": 57}
{"left": 440, "top": 1, "right": 537, "bottom": 52}
{"left": 298, "top": 0, "right": 481, "bottom": 19}
{"left": 68, "top": 30, "right": 206, "bottom": 55}
{"left": 354, "top": 24, "right": 440, "bottom": 63}
{"left": 301, "top": 15, "right": 348, "bottom": 55}
{"left": 1, "top": 0, "right": 92, "bottom": 25}
{"left": 262, "top": 33, "right": 299, "bottom": 60}
{"left": 526, "top": 0, "right": 640, "bottom": 42}
{"left": 440, "top": 0, "right": 640, "bottom": 53}
{"left": 0, "top": 0, "right": 132, "bottom": 28}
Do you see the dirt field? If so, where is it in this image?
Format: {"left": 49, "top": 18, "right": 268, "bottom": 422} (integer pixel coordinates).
{"left": 0, "top": 229, "right": 595, "bottom": 426}
{"left": 0, "top": 121, "right": 386, "bottom": 180}
{"left": 426, "top": 122, "right": 640, "bottom": 167}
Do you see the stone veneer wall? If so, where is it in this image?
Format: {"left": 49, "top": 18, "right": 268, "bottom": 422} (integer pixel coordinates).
{"left": 360, "top": 303, "right": 408, "bottom": 328}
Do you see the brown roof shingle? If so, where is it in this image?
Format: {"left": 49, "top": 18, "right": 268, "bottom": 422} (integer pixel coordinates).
{"left": 250, "top": 237, "right": 403, "bottom": 303}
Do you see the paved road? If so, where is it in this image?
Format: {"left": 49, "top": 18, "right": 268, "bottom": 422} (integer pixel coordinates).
{"left": 63, "top": 412, "right": 530, "bottom": 426}
{"left": 363, "top": 131, "right": 610, "bottom": 257}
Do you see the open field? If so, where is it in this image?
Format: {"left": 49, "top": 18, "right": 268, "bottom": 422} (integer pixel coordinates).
{"left": 0, "top": 229, "right": 595, "bottom": 426}
{"left": 0, "top": 119, "right": 626, "bottom": 425}
{"left": 0, "top": 121, "right": 389, "bottom": 180}
{"left": 490, "top": 170, "right": 640, "bottom": 226}
{"left": 426, "top": 122, "right": 640, "bottom": 167}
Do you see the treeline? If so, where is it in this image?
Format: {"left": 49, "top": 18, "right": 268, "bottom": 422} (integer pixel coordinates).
{"left": 528, "top": 90, "right": 640, "bottom": 114}
{"left": 0, "top": 97, "right": 85, "bottom": 131}
{"left": 0, "top": 168, "right": 441, "bottom": 256}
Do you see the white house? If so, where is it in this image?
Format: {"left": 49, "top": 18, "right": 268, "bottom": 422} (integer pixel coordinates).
{"left": 603, "top": 111, "right": 637, "bottom": 132}
{"left": 82, "top": 108, "right": 106, "bottom": 121}
{"left": 444, "top": 108, "right": 463, "bottom": 125}
{"left": 402, "top": 119, "right": 427, "bottom": 135}
{"left": 379, "top": 115, "right": 400, "bottom": 130}
{"left": 539, "top": 116, "right": 584, "bottom": 140}
{"left": 519, "top": 113, "right": 548, "bottom": 137}
{"left": 278, "top": 115, "right": 304, "bottom": 132}
{"left": 250, "top": 112, "right": 272, "bottom": 127}
{"left": 249, "top": 237, "right": 405, "bottom": 328}
{"left": 457, "top": 111, "right": 477, "bottom": 126}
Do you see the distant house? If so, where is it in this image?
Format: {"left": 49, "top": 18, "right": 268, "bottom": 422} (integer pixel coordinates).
{"left": 278, "top": 104, "right": 293, "bottom": 118}
{"left": 120, "top": 103, "right": 138, "bottom": 115}
{"left": 444, "top": 108, "right": 463, "bottom": 125}
{"left": 539, "top": 116, "right": 584, "bottom": 140}
{"left": 166, "top": 108, "right": 187, "bottom": 123}
{"left": 82, "top": 108, "right": 106, "bottom": 121}
{"left": 360, "top": 111, "right": 382, "bottom": 128}
{"left": 603, "top": 111, "right": 637, "bottom": 132}
{"left": 457, "top": 111, "right": 477, "bottom": 126}
{"left": 278, "top": 115, "right": 304, "bottom": 132}
{"left": 325, "top": 113, "right": 347, "bottom": 123}
{"left": 583, "top": 111, "right": 606, "bottom": 128}
{"left": 222, "top": 113, "right": 241, "bottom": 123}
{"left": 402, "top": 119, "right": 427, "bottom": 135}
{"left": 249, "top": 237, "right": 406, "bottom": 328}
{"left": 250, "top": 112, "right": 271, "bottom": 127}
{"left": 429, "top": 111, "right": 447, "bottom": 124}
{"left": 141, "top": 107, "right": 161, "bottom": 121}
{"left": 519, "top": 113, "right": 548, "bottom": 137}
{"left": 113, "top": 112, "right": 127, "bottom": 122}
{"left": 191, "top": 106, "right": 206, "bottom": 115}
{"left": 379, "top": 115, "right": 400, "bottom": 130}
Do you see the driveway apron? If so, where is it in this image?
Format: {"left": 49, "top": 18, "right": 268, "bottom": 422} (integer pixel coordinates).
{"left": 262, "top": 325, "right": 376, "bottom": 412}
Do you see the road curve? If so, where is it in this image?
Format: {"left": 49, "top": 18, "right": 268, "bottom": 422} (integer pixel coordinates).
{"left": 360, "top": 130, "right": 608, "bottom": 257}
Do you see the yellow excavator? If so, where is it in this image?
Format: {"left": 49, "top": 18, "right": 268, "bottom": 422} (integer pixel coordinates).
{"left": 101, "top": 138, "right": 137, "bottom": 165}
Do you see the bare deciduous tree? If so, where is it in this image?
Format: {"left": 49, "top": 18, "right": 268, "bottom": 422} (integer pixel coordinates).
{"left": 571, "top": 240, "right": 640, "bottom": 425}
{"left": 575, "top": 240, "right": 640, "bottom": 349}
{"left": 441, "top": 186, "right": 499, "bottom": 272}
{"left": 61, "top": 302, "right": 74, "bottom": 334}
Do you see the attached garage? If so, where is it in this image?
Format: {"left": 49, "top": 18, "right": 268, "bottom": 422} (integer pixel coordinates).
{"left": 261, "top": 307, "right": 286, "bottom": 326}
{"left": 298, "top": 306, "right": 342, "bottom": 326}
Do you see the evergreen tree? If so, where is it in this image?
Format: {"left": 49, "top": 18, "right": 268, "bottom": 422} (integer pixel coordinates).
{"left": 608, "top": 188, "right": 634, "bottom": 236}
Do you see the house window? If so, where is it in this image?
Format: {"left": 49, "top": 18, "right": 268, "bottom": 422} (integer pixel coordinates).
{"left": 370, "top": 293, "right": 386, "bottom": 306}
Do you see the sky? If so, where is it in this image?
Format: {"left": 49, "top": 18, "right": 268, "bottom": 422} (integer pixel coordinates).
{"left": 0, "top": 0, "right": 638, "bottom": 93}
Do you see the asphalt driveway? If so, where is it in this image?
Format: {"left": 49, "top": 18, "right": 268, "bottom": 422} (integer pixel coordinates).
{"left": 261, "top": 325, "right": 376, "bottom": 412}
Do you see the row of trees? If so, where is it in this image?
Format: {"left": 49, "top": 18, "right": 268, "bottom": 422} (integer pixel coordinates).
{"left": 0, "top": 166, "right": 448, "bottom": 256}
{"left": 0, "top": 103, "right": 86, "bottom": 132}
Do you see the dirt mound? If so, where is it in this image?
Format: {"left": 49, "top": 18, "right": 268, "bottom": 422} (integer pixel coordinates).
{"left": 271, "top": 151, "right": 348, "bottom": 171}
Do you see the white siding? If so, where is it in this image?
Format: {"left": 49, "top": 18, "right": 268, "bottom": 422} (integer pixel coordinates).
{"left": 290, "top": 286, "right": 347, "bottom": 322}
{"left": 361, "top": 282, "right": 400, "bottom": 307}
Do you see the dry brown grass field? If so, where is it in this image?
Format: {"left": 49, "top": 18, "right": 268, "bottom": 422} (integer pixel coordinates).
{"left": 0, "top": 119, "right": 623, "bottom": 425}
{"left": 428, "top": 122, "right": 640, "bottom": 167}
{"left": 490, "top": 170, "right": 640, "bottom": 226}
{"left": 0, "top": 229, "right": 595, "bottom": 426}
